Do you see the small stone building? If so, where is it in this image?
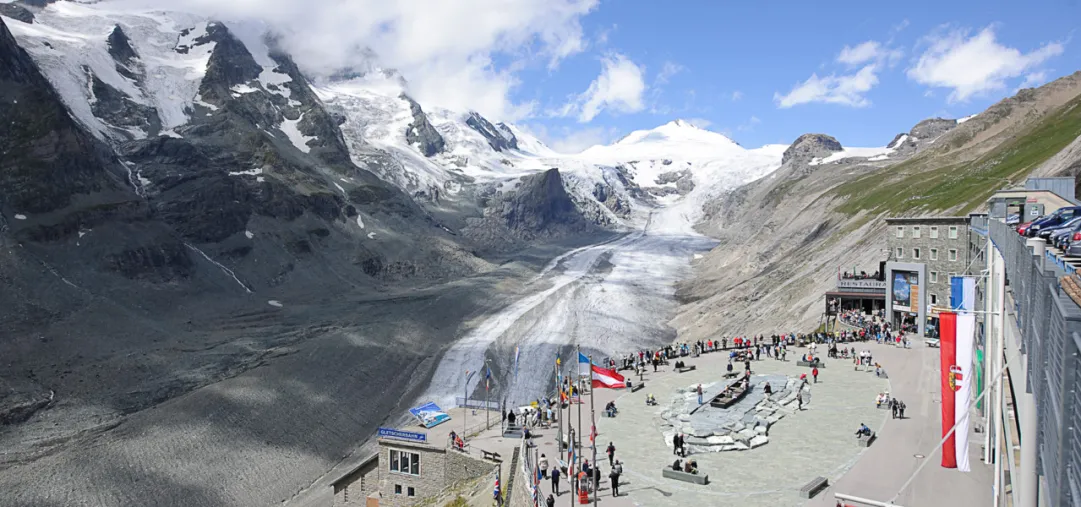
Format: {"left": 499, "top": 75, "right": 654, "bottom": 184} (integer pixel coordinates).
{"left": 885, "top": 216, "right": 972, "bottom": 309}
{"left": 332, "top": 436, "right": 496, "bottom": 507}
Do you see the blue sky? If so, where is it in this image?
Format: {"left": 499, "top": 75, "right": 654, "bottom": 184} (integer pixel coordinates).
{"left": 506, "top": 0, "right": 1081, "bottom": 152}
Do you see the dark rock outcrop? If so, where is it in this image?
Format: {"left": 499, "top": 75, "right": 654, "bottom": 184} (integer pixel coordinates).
{"left": 19, "top": 0, "right": 57, "bottom": 7}
{"left": 466, "top": 112, "right": 516, "bottom": 152}
{"left": 106, "top": 25, "right": 138, "bottom": 66}
{"left": 0, "top": 3, "right": 34, "bottom": 24}
{"left": 781, "top": 134, "right": 842, "bottom": 166}
{"left": 196, "top": 23, "right": 262, "bottom": 104}
{"left": 495, "top": 122, "right": 519, "bottom": 150}
{"left": 88, "top": 70, "right": 161, "bottom": 139}
{"left": 909, "top": 118, "right": 957, "bottom": 142}
{"left": 500, "top": 168, "right": 588, "bottom": 237}
{"left": 400, "top": 94, "right": 445, "bottom": 157}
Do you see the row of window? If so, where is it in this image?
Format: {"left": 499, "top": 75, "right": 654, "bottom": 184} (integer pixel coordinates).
{"left": 928, "top": 271, "right": 961, "bottom": 284}
{"left": 895, "top": 247, "right": 958, "bottom": 262}
{"left": 895, "top": 225, "right": 959, "bottom": 239}
{"left": 389, "top": 449, "right": 420, "bottom": 476}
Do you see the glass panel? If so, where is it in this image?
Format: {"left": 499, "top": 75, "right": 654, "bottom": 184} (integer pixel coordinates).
{"left": 390, "top": 451, "right": 400, "bottom": 472}
{"left": 410, "top": 453, "right": 420, "bottom": 475}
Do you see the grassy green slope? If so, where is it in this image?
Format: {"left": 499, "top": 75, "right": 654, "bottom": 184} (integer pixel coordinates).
{"left": 834, "top": 93, "right": 1081, "bottom": 215}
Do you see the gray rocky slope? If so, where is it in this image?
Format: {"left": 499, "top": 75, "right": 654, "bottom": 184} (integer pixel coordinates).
{"left": 0, "top": 14, "right": 610, "bottom": 507}
{"left": 672, "top": 72, "right": 1081, "bottom": 341}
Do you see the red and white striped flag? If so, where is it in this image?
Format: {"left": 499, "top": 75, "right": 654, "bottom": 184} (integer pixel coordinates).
{"left": 939, "top": 312, "right": 974, "bottom": 472}
{"left": 590, "top": 364, "right": 625, "bottom": 389}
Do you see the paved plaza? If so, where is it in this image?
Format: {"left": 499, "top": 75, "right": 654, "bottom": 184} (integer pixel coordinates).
{"left": 457, "top": 340, "right": 992, "bottom": 507}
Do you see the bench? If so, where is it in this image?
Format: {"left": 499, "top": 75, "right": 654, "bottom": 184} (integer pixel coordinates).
{"left": 661, "top": 468, "right": 709, "bottom": 485}
{"left": 631, "top": 383, "right": 645, "bottom": 393}
{"left": 723, "top": 371, "right": 738, "bottom": 379}
{"left": 858, "top": 433, "right": 876, "bottom": 447}
{"left": 480, "top": 449, "right": 502, "bottom": 462}
{"left": 677, "top": 365, "right": 696, "bottom": 373}
{"left": 503, "top": 425, "right": 523, "bottom": 438}
{"left": 796, "top": 361, "right": 825, "bottom": 368}
{"left": 799, "top": 476, "right": 828, "bottom": 498}
{"left": 601, "top": 410, "right": 617, "bottom": 418}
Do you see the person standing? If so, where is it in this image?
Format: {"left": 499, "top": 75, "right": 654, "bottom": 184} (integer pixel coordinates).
{"left": 899, "top": 400, "right": 907, "bottom": 419}
{"left": 606, "top": 442, "right": 616, "bottom": 467}
{"left": 797, "top": 390, "right": 804, "bottom": 411}
{"left": 812, "top": 366, "right": 819, "bottom": 384}
{"left": 546, "top": 493, "right": 555, "bottom": 507}
{"left": 609, "top": 466, "right": 620, "bottom": 497}
{"left": 696, "top": 384, "right": 703, "bottom": 405}
{"left": 540, "top": 453, "right": 549, "bottom": 479}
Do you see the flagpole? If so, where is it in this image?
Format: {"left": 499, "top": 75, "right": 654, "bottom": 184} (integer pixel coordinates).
{"left": 555, "top": 356, "right": 562, "bottom": 453}
{"left": 589, "top": 354, "right": 598, "bottom": 507}
{"left": 576, "top": 345, "right": 583, "bottom": 455}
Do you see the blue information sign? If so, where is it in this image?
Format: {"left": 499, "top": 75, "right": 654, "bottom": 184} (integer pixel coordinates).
{"left": 378, "top": 427, "right": 427, "bottom": 443}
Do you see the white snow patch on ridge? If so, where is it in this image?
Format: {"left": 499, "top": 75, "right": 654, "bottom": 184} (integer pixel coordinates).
{"left": 14, "top": 214, "right": 27, "bottom": 220}
{"left": 280, "top": 115, "right": 314, "bottom": 153}
{"left": 810, "top": 145, "right": 895, "bottom": 166}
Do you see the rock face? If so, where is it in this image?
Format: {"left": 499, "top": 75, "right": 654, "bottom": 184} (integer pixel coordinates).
{"left": 501, "top": 168, "right": 589, "bottom": 237}
{"left": 466, "top": 112, "right": 517, "bottom": 152}
{"left": 0, "top": 3, "right": 34, "bottom": 24}
{"left": 106, "top": 25, "right": 137, "bottom": 66}
{"left": 781, "top": 133, "right": 842, "bottom": 166}
{"left": 909, "top": 118, "right": 957, "bottom": 141}
{"left": 196, "top": 23, "right": 263, "bottom": 104}
{"left": 401, "top": 94, "right": 445, "bottom": 157}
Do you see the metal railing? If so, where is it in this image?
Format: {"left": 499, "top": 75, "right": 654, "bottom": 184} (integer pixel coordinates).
{"left": 989, "top": 220, "right": 1081, "bottom": 506}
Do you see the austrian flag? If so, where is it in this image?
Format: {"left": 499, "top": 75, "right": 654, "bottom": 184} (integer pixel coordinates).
{"left": 591, "top": 364, "right": 626, "bottom": 389}
{"left": 939, "top": 312, "right": 975, "bottom": 472}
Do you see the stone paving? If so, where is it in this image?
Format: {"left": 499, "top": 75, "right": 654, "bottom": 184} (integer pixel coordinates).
{"left": 460, "top": 340, "right": 991, "bottom": 507}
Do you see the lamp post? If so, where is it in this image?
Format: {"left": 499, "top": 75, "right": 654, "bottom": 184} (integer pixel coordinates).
{"left": 464, "top": 370, "right": 476, "bottom": 440}
{"left": 485, "top": 359, "right": 492, "bottom": 430}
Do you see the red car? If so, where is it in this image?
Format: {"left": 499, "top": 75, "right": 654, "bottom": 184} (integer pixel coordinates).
{"left": 1018, "top": 222, "right": 1033, "bottom": 235}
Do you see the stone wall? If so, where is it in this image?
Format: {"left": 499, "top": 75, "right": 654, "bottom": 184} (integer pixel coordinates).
{"left": 886, "top": 219, "right": 972, "bottom": 306}
{"left": 333, "top": 455, "right": 380, "bottom": 507}
{"left": 445, "top": 448, "right": 497, "bottom": 485}
{"left": 377, "top": 441, "right": 447, "bottom": 507}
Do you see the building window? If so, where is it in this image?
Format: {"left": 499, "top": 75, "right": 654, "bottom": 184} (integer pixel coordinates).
{"left": 913, "top": 248, "right": 921, "bottom": 260}
{"left": 895, "top": 247, "right": 903, "bottom": 259}
{"left": 949, "top": 249, "right": 958, "bottom": 261}
{"left": 931, "top": 294, "right": 938, "bottom": 305}
{"left": 394, "top": 485, "right": 403, "bottom": 495}
{"left": 896, "top": 226, "right": 905, "bottom": 238}
{"left": 912, "top": 226, "right": 921, "bottom": 239}
{"left": 390, "top": 450, "right": 421, "bottom": 476}
{"left": 949, "top": 226, "right": 958, "bottom": 239}
{"left": 930, "top": 226, "right": 939, "bottom": 239}
{"left": 408, "top": 487, "right": 416, "bottom": 497}
{"left": 930, "top": 248, "right": 939, "bottom": 261}
{"left": 930, "top": 271, "right": 938, "bottom": 283}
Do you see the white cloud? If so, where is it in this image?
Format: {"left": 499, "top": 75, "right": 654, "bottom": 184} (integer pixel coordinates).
{"left": 1018, "top": 70, "right": 1049, "bottom": 90}
{"left": 731, "top": 90, "right": 743, "bottom": 101}
{"left": 130, "top": 0, "right": 600, "bottom": 121}
{"left": 774, "top": 65, "right": 878, "bottom": 108}
{"left": 522, "top": 123, "right": 619, "bottom": 154}
{"left": 560, "top": 53, "right": 647, "bottom": 122}
{"left": 907, "top": 26, "right": 1065, "bottom": 103}
{"left": 837, "top": 40, "right": 903, "bottom": 67}
{"left": 655, "top": 61, "right": 684, "bottom": 85}
{"left": 684, "top": 117, "right": 712, "bottom": 129}
{"left": 737, "top": 115, "right": 761, "bottom": 132}
{"left": 838, "top": 41, "right": 882, "bottom": 66}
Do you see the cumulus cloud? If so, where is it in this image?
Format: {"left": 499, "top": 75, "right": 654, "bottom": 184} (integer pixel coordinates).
{"left": 774, "top": 65, "right": 878, "bottom": 108}
{"left": 775, "top": 38, "right": 901, "bottom": 108}
{"left": 730, "top": 90, "right": 743, "bottom": 101}
{"left": 907, "top": 26, "right": 1064, "bottom": 102}
{"left": 113, "top": 0, "right": 599, "bottom": 121}
{"left": 1018, "top": 70, "right": 1050, "bottom": 90}
{"left": 559, "top": 53, "right": 647, "bottom": 122}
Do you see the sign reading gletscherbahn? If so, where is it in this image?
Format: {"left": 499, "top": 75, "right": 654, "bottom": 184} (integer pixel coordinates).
{"left": 378, "top": 427, "right": 427, "bottom": 443}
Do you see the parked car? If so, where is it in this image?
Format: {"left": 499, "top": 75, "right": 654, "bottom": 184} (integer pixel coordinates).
{"left": 1006, "top": 214, "right": 1021, "bottom": 225}
{"left": 1040, "top": 216, "right": 1081, "bottom": 243}
{"left": 1018, "top": 221, "right": 1034, "bottom": 235}
{"left": 1068, "top": 232, "right": 1081, "bottom": 257}
{"left": 1027, "top": 206, "right": 1081, "bottom": 237}
{"left": 1051, "top": 221, "right": 1081, "bottom": 249}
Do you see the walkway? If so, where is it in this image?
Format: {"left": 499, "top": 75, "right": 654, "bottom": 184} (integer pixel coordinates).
{"left": 458, "top": 341, "right": 992, "bottom": 507}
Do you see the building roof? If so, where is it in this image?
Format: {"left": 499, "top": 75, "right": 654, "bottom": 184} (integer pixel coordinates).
{"left": 885, "top": 216, "right": 969, "bottom": 224}
{"left": 989, "top": 189, "right": 1077, "bottom": 209}
{"left": 331, "top": 452, "right": 380, "bottom": 488}
{"left": 825, "top": 291, "right": 886, "bottom": 298}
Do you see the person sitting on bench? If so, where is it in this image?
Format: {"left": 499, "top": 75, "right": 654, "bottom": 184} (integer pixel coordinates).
{"left": 675, "top": 360, "right": 685, "bottom": 369}
{"left": 605, "top": 401, "right": 617, "bottom": 417}
{"left": 672, "top": 459, "right": 682, "bottom": 472}
{"left": 855, "top": 423, "right": 872, "bottom": 437}
{"left": 646, "top": 393, "right": 657, "bottom": 406}
{"left": 726, "top": 361, "right": 733, "bottom": 373}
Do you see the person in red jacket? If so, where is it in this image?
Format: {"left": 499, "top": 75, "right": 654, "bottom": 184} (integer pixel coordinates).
{"left": 812, "top": 367, "right": 819, "bottom": 383}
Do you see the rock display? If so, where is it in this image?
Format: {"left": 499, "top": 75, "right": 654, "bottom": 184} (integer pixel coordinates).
{"left": 658, "top": 374, "right": 806, "bottom": 453}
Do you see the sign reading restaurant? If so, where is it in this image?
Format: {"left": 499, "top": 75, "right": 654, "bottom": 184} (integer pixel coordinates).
{"left": 837, "top": 279, "right": 887, "bottom": 290}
